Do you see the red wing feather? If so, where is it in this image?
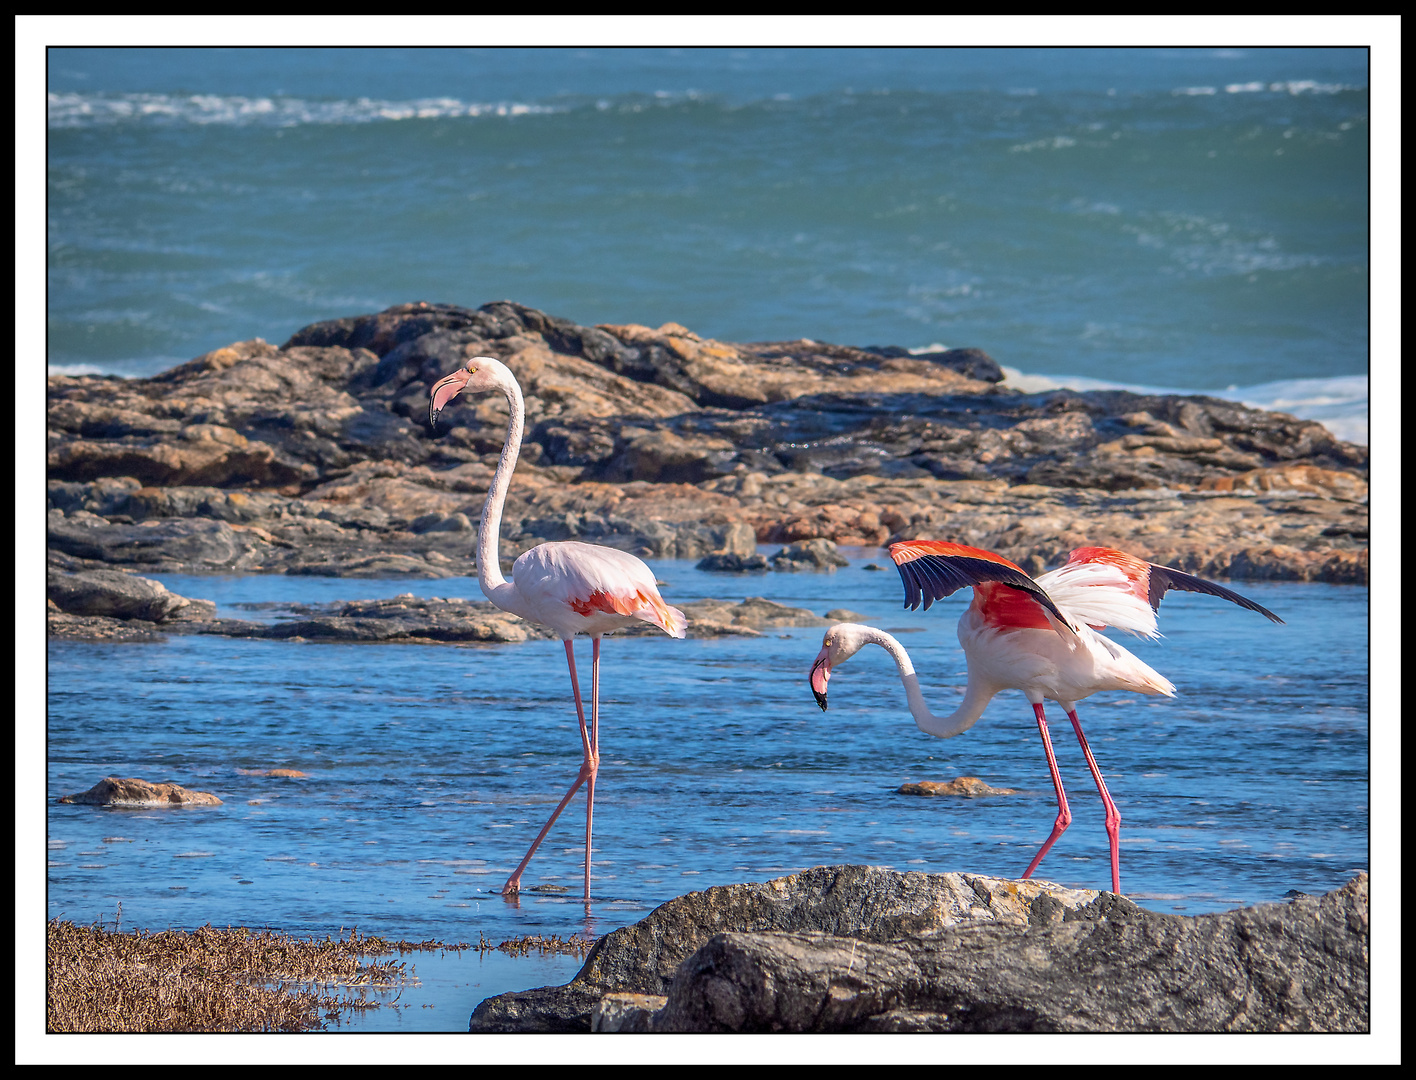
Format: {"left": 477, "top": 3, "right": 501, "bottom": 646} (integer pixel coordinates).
{"left": 1066, "top": 545, "right": 1283, "bottom": 623}
{"left": 888, "top": 540, "right": 1075, "bottom": 633}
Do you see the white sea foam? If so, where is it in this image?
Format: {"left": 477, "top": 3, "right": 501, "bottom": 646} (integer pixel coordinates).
{"left": 1173, "top": 80, "right": 1361, "bottom": 97}
{"left": 46, "top": 363, "right": 113, "bottom": 377}
{"left": 46, "top": 91, "right": 565, "bottom": 128}
{"left": 999, "top": 366, "right": 1368, "bottom": 445}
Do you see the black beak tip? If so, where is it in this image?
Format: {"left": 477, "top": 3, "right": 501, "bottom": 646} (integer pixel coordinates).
{"left": 429, "top": 408, "right": 441, "bottom": 431}
{"left": 813, "top": 690, "right": 828, "bottom": 711}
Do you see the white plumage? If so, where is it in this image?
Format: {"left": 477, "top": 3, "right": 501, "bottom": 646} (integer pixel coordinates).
{"left": 429, "top": 356, "right": 686, "bottom": 900}
{"left": 809, "top": 539, "right": 1281, "bottom": 893}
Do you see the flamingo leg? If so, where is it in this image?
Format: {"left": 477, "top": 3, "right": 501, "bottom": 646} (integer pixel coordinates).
{"left": 1022, "top": 702, "right": 1072, "bottom": 882}
{"left": 500, "top": 639, "right": 595, "bottom": 896}
{"left": 583, "top": 636, "right": 602, "bottom": 901}
{"left": 1066, "top": 707, "right": 1122, "bottom": 894}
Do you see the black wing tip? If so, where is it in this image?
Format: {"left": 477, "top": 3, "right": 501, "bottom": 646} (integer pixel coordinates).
{"left": 1151, "top": 565, "right": 1285, "bottom": 624}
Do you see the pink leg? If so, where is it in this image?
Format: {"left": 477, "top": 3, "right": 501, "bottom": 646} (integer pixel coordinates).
{"left": 501, "top": 639, "right": 596, "bottom": 896}
{"left": 1067, "top": 708, "right": 1122, "bottom": 894}
{"left": 583, "top": 637, "right": 602, "bottom": 900}
{"left": 1022, "top": 702, "right": 1072, "bottom": 882}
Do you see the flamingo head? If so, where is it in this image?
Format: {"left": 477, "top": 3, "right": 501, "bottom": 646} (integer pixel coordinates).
{"left": 809, "top": 623, "right": 873, "bottom": 711}
{"left": 428, "top": 356, "right": 509, "bottom": 430}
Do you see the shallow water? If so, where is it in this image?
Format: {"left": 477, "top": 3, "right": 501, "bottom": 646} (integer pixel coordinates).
{"left": 44, "top": 553, "right": 1368, "bottom": 1030}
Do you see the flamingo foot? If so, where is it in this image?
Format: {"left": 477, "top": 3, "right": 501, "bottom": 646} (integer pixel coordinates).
{"left": 499, "top": 762, "right": 592, "bottom": 897}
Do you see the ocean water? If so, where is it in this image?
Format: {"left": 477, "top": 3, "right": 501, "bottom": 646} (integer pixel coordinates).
{"left": 43, "top": 46, "right": 1369, "bottom": 441}
{"left": 45, "top": 554, "right": 1367, "bottom": 1030}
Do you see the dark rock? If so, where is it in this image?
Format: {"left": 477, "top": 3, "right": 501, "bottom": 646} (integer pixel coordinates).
{"left": 471, "top": 865, "right": 1124, "bottom": 1032}
{"left": 470, "top": 866, "right": 1368, "bottom": 1034}
{"left": 46, "top": 610, "right": 169, "bottom": 643}
{"left": 771, "top": 538, "right": 850, "bottom": 571}
{"left": 863, "top": 345, "right": 1005, "bottom": 383}
{"left": 47, "top": 568, "right": 192, "bottom": 622}
{"left": 48, "top": 512, "right": 271, "bottom": 571}
{"left": 695, "top": 553, "right": 770, "bottom": 572}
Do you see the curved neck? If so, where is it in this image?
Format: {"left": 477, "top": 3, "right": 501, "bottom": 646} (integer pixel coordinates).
{"left": 477, "top": 369, "right": 525, "bottom": 599}
{"left": 864, "top": 628, "right": 993, "bottom": 739}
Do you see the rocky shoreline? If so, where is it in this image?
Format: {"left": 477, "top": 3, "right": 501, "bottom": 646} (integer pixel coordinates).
{"left": 47, "top": 301, "right": 1366, "bottom": 600}
{"left": 468, "top": 865, "right": 1368, "bottom": 1034}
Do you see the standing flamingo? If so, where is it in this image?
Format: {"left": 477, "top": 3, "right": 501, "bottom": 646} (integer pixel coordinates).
{"left": 808, "top": 541, "right": 1282, "bottom": 893}
{"left": 429, "top": 356, "right": 687, "bottom": 899}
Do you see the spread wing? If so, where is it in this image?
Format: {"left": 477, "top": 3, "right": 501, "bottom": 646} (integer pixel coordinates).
{"left": 889, "top": 540, "right": 1076, "bottom": 634}
{"left": 1065, "top": 546, "right": 1284, "bottom": 624}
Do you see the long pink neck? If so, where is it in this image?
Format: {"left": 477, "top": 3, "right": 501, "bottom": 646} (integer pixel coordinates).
{"left": 477, "top": 369, "right": 525, "bottom": 606}
{"left": 863, "top": 628, "right": 994, "bottom": 739}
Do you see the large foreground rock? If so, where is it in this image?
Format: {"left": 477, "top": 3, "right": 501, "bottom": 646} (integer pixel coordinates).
{"left": 468, "top": 865, "right": 1367, "bottom": 1034}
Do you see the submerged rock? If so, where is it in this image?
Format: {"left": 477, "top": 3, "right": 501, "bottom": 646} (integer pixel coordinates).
{"left": 469, "top": 865, "right": 1368, "bottom": 1034}
{"left": 897, "top": 777, "right": 1017, "bottom": 797}
{"left": 695, "top": 552, "right": 771, "bottom": 573}
{"left": 58, "top": 777, "right": 223, "bottom": 807}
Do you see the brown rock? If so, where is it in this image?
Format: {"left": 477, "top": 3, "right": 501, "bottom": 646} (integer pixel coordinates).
{"left": 58, "top": 777, "right": 223, "bottom": 807}
{"left": 591, "top": 993, "right": 671, "bottom": 1033}
{"left": 46, "top": 301, "right": 1366, "bottom": 584}
{"left": 897, "top": 777, "right": 1017, "bottom": 797}
{"left": 1198, "top": 464, "right": 1369, "bottom": 500}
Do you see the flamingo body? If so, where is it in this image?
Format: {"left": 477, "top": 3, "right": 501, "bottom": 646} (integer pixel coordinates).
{"left": 429, "top": 356, "right": 685, "bottom": 900}
{"left": 501, "top": 540, "right": 687, "bottom": 640}
{"left": 810, "top": 541, "right": 1281, "bottom": 893}
{"left": 953, "top": 603, "right": 1175, "bottom": 710}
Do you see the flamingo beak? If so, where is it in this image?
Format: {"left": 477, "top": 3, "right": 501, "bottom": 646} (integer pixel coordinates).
{"left": 429, "top": 367, "right": 472, "bottom": 430}
{"left": 809, "top": 647, "right": 831, "bottom": 711}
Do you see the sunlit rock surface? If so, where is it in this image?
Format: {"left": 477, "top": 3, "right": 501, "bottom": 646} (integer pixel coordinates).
{"left": 47, "top": 301, "right": 1367, "bottom": 585}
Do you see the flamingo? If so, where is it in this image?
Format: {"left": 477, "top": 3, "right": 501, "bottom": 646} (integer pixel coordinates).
{"left": 429, "top": 356, "right": 687, "bottom": 899}
{"left": 808, "top": 541, "right": 1282, "bottom": 893}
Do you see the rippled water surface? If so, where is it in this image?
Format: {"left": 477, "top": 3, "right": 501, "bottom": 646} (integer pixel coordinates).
{"left": 45, "top": 47, "right": 1368, "bottom": 401}
{"left": 44, "top": 555, "right": 1368, "bottom": 1030}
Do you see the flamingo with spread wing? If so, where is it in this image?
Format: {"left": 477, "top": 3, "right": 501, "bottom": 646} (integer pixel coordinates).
{"left": 809, "top": 541, "right": 1282, "bottom": 892}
